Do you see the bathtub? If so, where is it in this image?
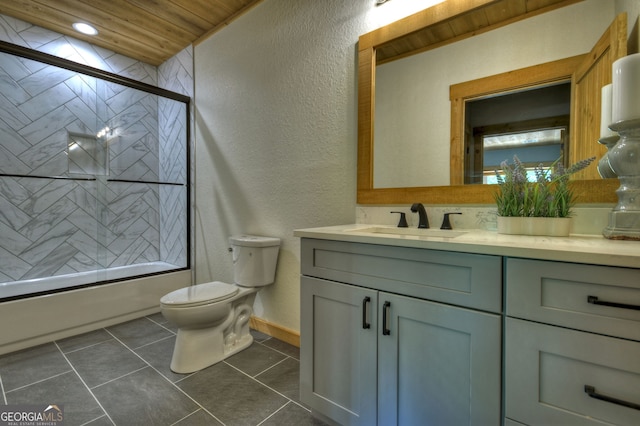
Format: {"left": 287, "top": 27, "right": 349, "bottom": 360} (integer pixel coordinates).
{"left": 0, "top": 262, "right": 182, "bottom": 299}
{"left": 0, "top": 264, "right": 191, "bottom": 355}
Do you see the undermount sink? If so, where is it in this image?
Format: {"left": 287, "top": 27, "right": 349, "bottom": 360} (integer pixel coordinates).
{"left": 345, "top": 227, "right": 468, "bottom": 238}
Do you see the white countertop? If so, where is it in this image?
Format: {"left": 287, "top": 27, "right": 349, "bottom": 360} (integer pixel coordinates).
{"left": 294, "top": 224, "right": 640, "bottom": 268}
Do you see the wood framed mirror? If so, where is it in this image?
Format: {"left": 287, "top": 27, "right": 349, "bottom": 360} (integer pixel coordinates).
{"left": 357, "top": 0, "right": 624, "bottom": 204}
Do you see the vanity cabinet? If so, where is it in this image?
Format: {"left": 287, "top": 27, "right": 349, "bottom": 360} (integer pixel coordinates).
{"left": 505, "top": 258, "right": 640, "bottom": 425}
{"left": 300, "top": 276, "right": 377, "bottom": 425}
{"left": 299, "top": 238, "right": 502, "bottom": 426}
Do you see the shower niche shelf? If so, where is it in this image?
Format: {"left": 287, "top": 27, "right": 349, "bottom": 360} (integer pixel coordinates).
{"left": 68, "top": 132, "right": 109, "bottom": 176}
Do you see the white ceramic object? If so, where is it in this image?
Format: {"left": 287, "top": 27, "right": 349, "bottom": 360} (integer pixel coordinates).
{"left": 600, "top": 84, "right": 616, "bottom": 138}
{"left": 612, "top": 53, "right": 640, "bottom": 123}
{"left": 603, "top": 121, "right": 640, "bottom": 240}
{"left": 496, "top": 216, "right": 525, "bottom": 235}
{"left": 497, "top": 217, "right": 571, "bottom": 237}
{"left": 160, "top": 235, "right": 280, "bottom": 373}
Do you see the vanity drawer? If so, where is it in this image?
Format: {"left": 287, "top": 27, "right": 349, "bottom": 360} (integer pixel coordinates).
{"left": 506, "top": 318, "right": 640, "bottom": 426}
{"left": 300, "top": 238, "right": 502, "bottom": 312}
{"left": 506, "top": 258, "right": 640, "bottom": 341}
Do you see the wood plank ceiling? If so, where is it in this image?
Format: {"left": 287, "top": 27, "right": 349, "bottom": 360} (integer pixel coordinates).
{"left": 0, "top": 0, "right": 263, "bottom": 66}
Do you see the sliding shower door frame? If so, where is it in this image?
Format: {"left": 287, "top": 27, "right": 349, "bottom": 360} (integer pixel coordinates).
{"left": 0, "top": 40, "right": 191, "bottom": 301}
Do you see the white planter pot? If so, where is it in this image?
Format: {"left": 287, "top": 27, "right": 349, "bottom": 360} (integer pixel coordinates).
{"left": 497, "top": 217, "right": 571, "bottom": 237}
{"left": 496, "top": 216, "right": 525, "bottom": 235}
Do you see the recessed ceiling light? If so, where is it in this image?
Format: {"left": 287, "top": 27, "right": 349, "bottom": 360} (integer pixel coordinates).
{"left": 72, "top": 22, "right": 98, "bottom": 36}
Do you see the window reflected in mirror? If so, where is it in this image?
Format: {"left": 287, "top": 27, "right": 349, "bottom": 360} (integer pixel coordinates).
{"left": 464, "top": 82, "right": 571, "bottom": 184}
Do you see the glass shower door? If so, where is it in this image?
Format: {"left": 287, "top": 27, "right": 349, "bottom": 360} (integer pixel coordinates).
{"left": 0, "top": 44, "right": 189, "bottom": 300}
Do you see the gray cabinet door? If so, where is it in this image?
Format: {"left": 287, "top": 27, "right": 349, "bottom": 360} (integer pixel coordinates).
{"left": 300, "top": 276, "right": 378, "bottom": 426}
{"left": 377, "top": 292, "right": 502, "bottom": 426}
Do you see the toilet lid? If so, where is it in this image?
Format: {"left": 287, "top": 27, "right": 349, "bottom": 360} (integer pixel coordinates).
{"left": 160, "top": 281, "right": 238, "bottom": 307}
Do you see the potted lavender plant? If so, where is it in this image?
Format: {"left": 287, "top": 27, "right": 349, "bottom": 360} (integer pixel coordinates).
{"left": 494, "top": 155, "right": 595, "bottom": 236}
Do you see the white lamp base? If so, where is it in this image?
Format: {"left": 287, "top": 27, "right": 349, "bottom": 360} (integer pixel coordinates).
{"left": 603, "top": 210, "right": 640, "bottom": 240}
{"left": 603, "top": 121, "right": 640, "bottom": 240}
{"left": 597, "top": 135, "right": 619, "bottom": 179}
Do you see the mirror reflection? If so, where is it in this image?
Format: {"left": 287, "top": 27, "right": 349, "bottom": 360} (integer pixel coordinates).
{"left": 372, "top": 0, "right": 616, "bottom": 189}
{"left": 465, "top": 83, "right": 570, "bottom": 184}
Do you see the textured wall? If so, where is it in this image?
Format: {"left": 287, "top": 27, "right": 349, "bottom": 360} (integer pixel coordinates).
{"left": 194, "top": 1, "right": 375, "bottom": 331}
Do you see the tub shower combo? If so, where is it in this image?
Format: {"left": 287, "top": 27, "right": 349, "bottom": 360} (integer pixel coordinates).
{"left": 0, "top": 42, "right": 190, "bottom": 300}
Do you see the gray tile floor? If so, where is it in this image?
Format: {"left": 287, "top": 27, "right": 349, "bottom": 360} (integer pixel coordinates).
{"left": 0, "top": 314, "right": 327, "bottom": 426}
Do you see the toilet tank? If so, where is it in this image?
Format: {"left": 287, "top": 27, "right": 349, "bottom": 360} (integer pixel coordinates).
{"left": 229, "top": 235, "right": 281, "bottom": 287}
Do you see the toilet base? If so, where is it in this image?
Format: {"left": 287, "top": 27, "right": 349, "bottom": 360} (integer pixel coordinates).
{"left": 170, "top": 328, "right": 254, "bottom": 374}
{"left": 169, "top": 301, "right": 256, "bottom": 374}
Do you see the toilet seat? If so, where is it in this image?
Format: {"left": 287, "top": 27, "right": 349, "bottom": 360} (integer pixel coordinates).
{"left": 160, "top": 281, "right": 238, "bottom": 307}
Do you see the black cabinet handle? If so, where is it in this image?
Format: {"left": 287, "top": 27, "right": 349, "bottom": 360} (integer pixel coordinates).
{"left": 584, "top": 385, "right": 640, "bottom": 410}
{"left": 362, "top": 296, "right": 371, "bottom": 329}
{"left": 587, "top": 295, "right": 640, "bottom": 311}
{"left": 382, "top": 301, "right": 391, "bottom": 335}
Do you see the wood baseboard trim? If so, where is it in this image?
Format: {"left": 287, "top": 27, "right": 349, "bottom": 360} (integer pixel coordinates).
{"left": 250, "top": 316, "right": 300, "bottom": 348}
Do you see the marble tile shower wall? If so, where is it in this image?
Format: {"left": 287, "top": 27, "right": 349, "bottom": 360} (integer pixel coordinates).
{"left": 158, "top": 45, "right": 193, "bottom": 268}
{"left": 0, "top": 14, "right": 191, "bottom": 285}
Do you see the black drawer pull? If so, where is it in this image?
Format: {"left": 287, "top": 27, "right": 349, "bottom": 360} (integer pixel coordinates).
{"left": 584, "top": 385, "right": 640, "bottom": 411}
{"left": 362, "top": 296, "right": 371, "bottom": 329}
{"left": 587, "top": 295, "right": 640, "bottom": 311}
{"left": 382, "top": 301, "right": 391, "bottom": 335}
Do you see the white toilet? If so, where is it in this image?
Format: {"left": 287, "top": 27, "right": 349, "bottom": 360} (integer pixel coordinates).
{"left": 160, "top": 235, "right": 280, "bottom": 373}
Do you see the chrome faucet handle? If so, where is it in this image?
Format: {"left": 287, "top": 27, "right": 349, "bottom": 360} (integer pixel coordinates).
{"left": 390, "top": 211, "right": 408, "bottom": 228}
{"left": 440, "top": 212, "right": 462, "bottom": 230}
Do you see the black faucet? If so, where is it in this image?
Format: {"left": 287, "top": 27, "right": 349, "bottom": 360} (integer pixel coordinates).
{"left": 410, "top": 203, "right": 429, "bottom": 228}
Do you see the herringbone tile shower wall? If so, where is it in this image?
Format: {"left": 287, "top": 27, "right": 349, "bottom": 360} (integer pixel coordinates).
{"left": 158, "top": 39, "right": 192, "bottom": 269}
{"left": 0, "top": 14, "right": 191, "bottom": 288}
